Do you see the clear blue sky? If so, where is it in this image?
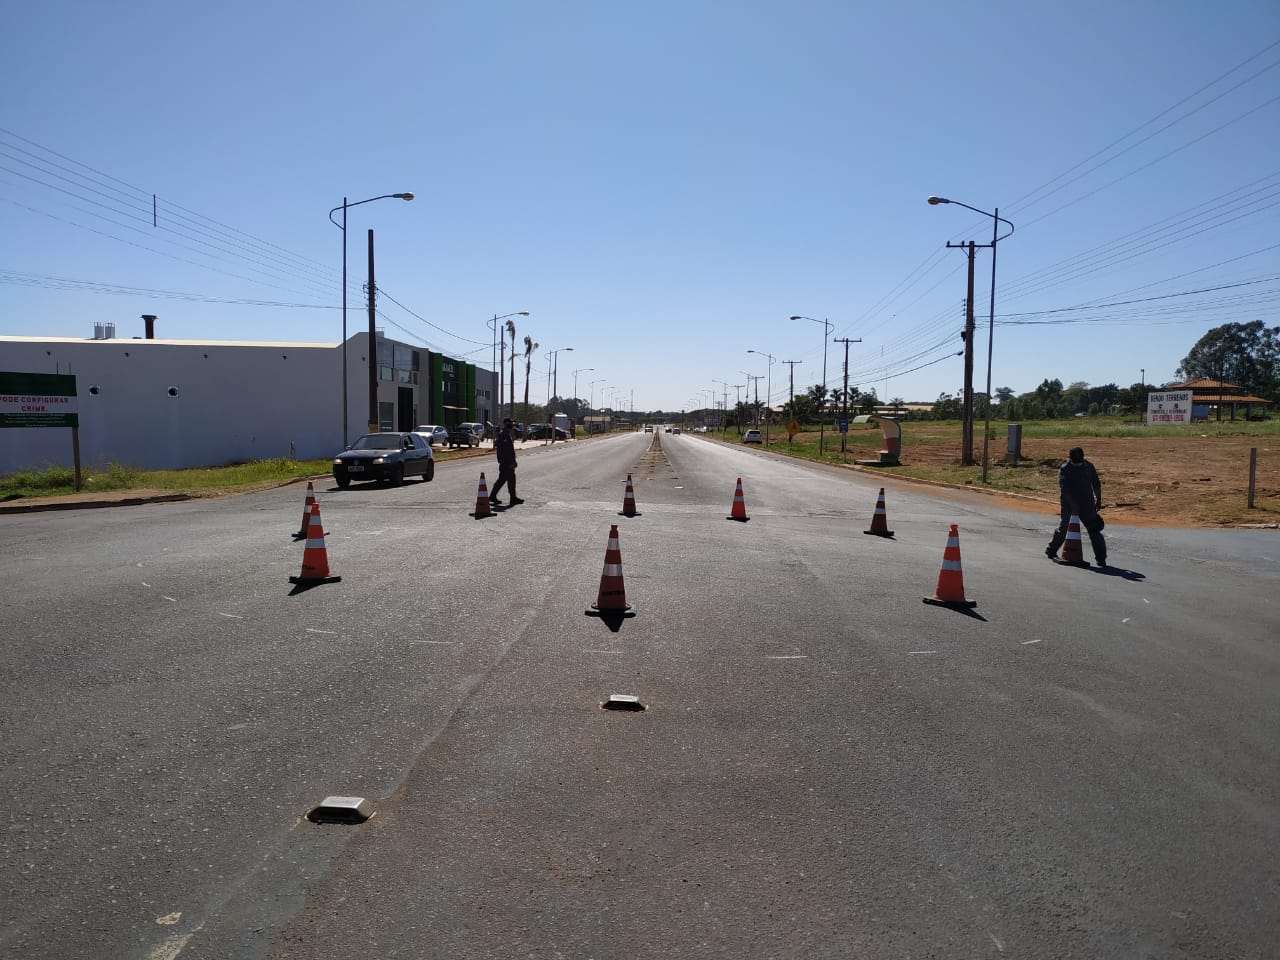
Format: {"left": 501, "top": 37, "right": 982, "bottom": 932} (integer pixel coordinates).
{"left": 3, "top": 1, "right": 1278, "bottom": 413}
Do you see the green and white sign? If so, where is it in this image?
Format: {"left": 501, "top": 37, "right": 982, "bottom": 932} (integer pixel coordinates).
{"left": 0, "top": 372, "right": 79, "bottom": 428}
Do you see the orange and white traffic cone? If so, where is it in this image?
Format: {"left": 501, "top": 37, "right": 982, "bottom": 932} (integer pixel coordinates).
{"left": 1060, "top": 515, "right": 1088, "bottom": 566}
{"left": 727, "top": 477, "right": 749, "bottom": 522}
{"left": 619, "top": 473, "right": 640, "bottom": 517}
{"left": 585, "top": 523, "right": 635, "bottom": 618}
{"left": 471, "top": 472, "right": 493, "bottom": 519}
{"left": 863, "top": 487, "right": 894, "bottom": 538}
{"left": 922, "top": 523, "right": 975, "bottom": 608}
{"left": 290, "top": 502, "right": 341, "bottom": 585}
{"left": 294, "top": 480, "right": 316, "bottom": 539}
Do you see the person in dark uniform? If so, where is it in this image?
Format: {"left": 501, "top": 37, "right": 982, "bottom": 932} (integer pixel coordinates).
{"left": 489, "top": 418, "right": 523, "bottom": 506}
{"left": 1046, "top": 446, "right": 1106, "bottom": 565}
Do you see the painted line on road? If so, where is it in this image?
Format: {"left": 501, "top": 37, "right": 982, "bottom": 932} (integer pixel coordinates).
{"left": 584, "top": 649, "right": 622, "bottom": 655}
{"left": 1021, "top": 639, "right": 1043, "bottom": 645}
{"left": 141, "top": 581, "right": 151, "bottom": 587}
{"left": 161, "top": 595, "right": 177, "bottom": 603}
{"left": 1122, "top": 617, "right": 1131, "bottom": 624}
{"left": 907, "top": 650, "right": 938, "bottom": 655}
{"left": 305, "top": 627, "right": 338, "bottom": 636}
{"left": 766, "top": 655, "right": 808, "bottom": 660}
{"left": 218, "top": 612, "right": 243, "bottom": 619}
{"left": 410, "top": 639, "right": 458, "bottom": 645}
{"left": 144, "top": 933, "right": 193, "bottom": 960}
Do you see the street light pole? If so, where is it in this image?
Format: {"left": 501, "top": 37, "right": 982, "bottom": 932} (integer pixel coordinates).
{"left": 747, "top": 349, "right": 775, "bottom": 444}
{"left": 927, "top": 196, "right": 1014, "bottom": 482}
{"left": 790, "top": 316, "right": 833, "bottom": 455}
{"left": 572, "top": 367, "right": 593, "bottom": 408}
{"left": 328, "top": 192, "right": 413, "bottom": 446}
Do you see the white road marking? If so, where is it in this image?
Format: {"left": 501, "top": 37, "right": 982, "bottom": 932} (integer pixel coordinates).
{"left": 161, "top": 596, "right": 177, "bottom": 603}
{"left": 907, "top": 650, "right": 938, "bottom": 655}
{"left": 766, "top": 655, "right": 808, "bottom": 660}
{"left": 141, "top": 581, "right": 151, "bottom": 588}
{"left": 584, "top": 649, "right": 622, "bottom": 654}
{"left": 305, "top": 628, "right": 338, "bottom": 636}
{"left": 144, "top": 933, "right": 193, "bottom": 960}
{"left": 218, "top": 613, "right": 243, "bottom": 619}
{"left": 410, "top": 639, "right": 458, "bottom": 645}
{"left": 1021, "top": 639, "right": 1043, "bottom": 645}
{"left": 1122, "top": 617, "right": 1130, "bottom": 623}
{"left": 155, "top": 912, "right": 182, "bottom": 925}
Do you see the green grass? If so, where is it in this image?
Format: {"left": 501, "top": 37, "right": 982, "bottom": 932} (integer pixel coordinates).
{"left": 0, "top": 457, "right": 333, "bottom": 499}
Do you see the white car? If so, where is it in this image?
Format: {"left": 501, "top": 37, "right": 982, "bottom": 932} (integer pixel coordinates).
{"left": 743, "top": 429, "right": 763, "bottom": 444}
{"left": 413, "top": 425, "right": 449, "bottom": 447}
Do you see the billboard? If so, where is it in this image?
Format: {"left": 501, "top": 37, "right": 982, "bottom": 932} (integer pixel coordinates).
{"left": 1146, "top": 390, "right": 1192, "bottom": 426}
{"left": 0, "top": 372, "right": 79, "bottom": 428}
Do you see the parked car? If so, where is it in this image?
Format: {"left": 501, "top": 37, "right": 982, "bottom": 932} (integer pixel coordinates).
{"left": 672, "top": 427, "right": 682, "bottom": 434}
{"left": 413, "top": 424, "right": 448, "bottom": 447}
{"left": 448, "top": 422, "right": 485, "bottom": 448}
{"left": 743, "top": 429, "right": 763, "bottom": 444}
{"left": 526, "top": 422, "right": 569, "bottom": 441}
{"left": 333, "top": 432, "right": 435, "bottom": 487}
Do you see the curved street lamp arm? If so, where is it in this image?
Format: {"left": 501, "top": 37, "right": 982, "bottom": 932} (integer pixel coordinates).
{"left": 928, "top": 196, "right": 1014, "bottom": 241}
{"left": 329, "top": 192, "right": 414, "bottom": 229}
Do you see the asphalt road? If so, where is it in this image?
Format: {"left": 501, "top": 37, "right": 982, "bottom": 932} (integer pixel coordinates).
{"left": 1, "top": 431, "right": 1276, "bottom": 959}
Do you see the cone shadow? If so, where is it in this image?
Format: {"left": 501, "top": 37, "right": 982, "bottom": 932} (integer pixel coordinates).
{"left": 288, "top": 575, "right": 342, "bottom": 596}
{"left": 585, "top": 609, "right": 632, "bottom": 632}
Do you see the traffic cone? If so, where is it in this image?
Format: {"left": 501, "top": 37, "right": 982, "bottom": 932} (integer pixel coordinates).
{"left": 727, "top": 477, "right": 749, "bottom": 521}
{"left": 471, "top": 472, "right": 493, "bottom": 519}
{"left": 863, "top": 487, "right": 894, "bottom": 538}
{"left": 585, "top": 523, "right": 635, "bottom": 617}
{"left": 290, "top": 502, "right": 341, "bottom": 585}
{"left": 619, "top": 473, "right": 640, "bottom": 517}
{"left": 1060, "top": 515, "right": 1089, "bottom": 566}
{"left": 922, "top": 523, "right": 976, "bottom": 608}
{"left": 293, "top": 481, "right": 316, "bottom": 539}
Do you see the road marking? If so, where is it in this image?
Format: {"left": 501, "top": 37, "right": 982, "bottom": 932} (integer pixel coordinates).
{"left": 990, "top": 933, "right": 1005, "bottom": 952}
{"left": 218, "top": 613, "right": 242, "bottom": 619}
{"left": 1122, "top": 617, "right": 1130, "bottom": 623}
{"left": 305, "top": 628, "right": 338, "bottom": 636}
{"left": 584, "top": 649, "right": 622, "bottom": 654}
{"left": 410, "top": 639, "right": 458, "bottom": 645}
{"left": 1021, "top": 639, "right": 1043, "bottom": 645}
{"left": 766, "top": 655, "right": 808, "bottom": 660}
{"left": 144, "top": 933, "right": 193, "bottom": 960}
{"left": 141, "top": 581, "right": 152, "bottom": 588}
{"left": 161, "top": 596, "right": 176, "bottom": 603}
{"left": 156, "top": 912, "right": 182, "bottom": 925}
{"left": 1143, "top": 598, "right": 1150, "bottom": 604}
{"left": 907, "top": 650, "right": 937, "bottom": 655}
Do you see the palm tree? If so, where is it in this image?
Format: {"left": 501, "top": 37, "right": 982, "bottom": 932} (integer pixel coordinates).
{"left": 505, "top": 319, "right": 517, "bottom": 416}
{"left": 522, "top": 335, "right": 539, "bottom": 429}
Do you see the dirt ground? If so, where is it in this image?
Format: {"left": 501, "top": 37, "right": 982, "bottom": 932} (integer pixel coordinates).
{"left": 803, "top": 427, "right": 1280, "bottom": 528}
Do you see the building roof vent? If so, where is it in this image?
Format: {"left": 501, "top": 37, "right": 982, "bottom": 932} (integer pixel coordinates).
{"left": 104, "top": 322, "right": 117, "bottom": 340}
{"left": 93, "top": 323, "right": 106, "bottom": 340}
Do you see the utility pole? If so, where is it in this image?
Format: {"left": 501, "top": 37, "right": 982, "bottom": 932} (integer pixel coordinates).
{"left": 367, "top": 229, "right": 378, "bottom": 433}
{"left": 744, "top": 374, "right": 763, "bottom": 421}
{"left": 733, "top": 384, "right": 744, "bottom": 432}
{"left": 833, "top": 336, "right": 861, "bottom": 454}
{"left": 946, "top": 239, "right": 982, "bottom": 465}
{"left": 781, "top": 360, "right": 802, "bottom": 443}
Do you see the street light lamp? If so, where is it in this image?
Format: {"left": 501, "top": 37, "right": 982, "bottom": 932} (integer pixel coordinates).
{"left": 747, "top": 349, "right": 775, "bottom": 445}
{"left": 545, "top": 346, "right": 573, "bottom": 411}
{"left": 927, "top": 196, "right": 1015, "bottom": 482}
{"left": 790, "top": 315, "right": 833, "bottom": 456}
{"left": 328, "top": 192, "right": 413, "bottom": 445}
{"left": 487, "top": 311, "right": 529, "bottom": 424}
{"left": 590, "top": 378, "right": 606, "bottom": 411}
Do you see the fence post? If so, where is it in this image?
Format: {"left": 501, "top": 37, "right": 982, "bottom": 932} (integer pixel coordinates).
{"left": 1248, "top": 447, "right": 1257, "bottom": 509}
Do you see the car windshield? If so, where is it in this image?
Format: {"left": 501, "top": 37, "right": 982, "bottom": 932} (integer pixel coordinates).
{"left": 351, "top": 434, "right": 402, "bottom": 450}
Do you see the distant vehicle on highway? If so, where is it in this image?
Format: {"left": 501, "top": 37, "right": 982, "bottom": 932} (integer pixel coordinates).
{"left": 413, "top": 424, "right": 449, "bottom": 446}
{"left": 448, "top": 422, "right": 485, "bottom": 448}
{"left": 743, "top": 429, "right": 763, "bottom": 444}
{"left": 333, "top": 432, "right": 435, "bottom": 487}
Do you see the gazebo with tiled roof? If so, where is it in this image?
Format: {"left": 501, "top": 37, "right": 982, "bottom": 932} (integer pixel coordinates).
{"left": 1165, "top": 378, "right": 1273, "bottom": 421}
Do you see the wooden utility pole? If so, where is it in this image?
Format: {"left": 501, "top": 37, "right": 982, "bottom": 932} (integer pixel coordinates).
{"left": 946, "top": 240, "right": 977, "bottom": 465}
{"left": 833, "top": 336, "right": 861, "bottom": 454}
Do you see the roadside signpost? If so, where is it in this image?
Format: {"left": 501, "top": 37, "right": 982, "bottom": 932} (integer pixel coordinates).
{"left": 0, "top": 372, "right": 81, "bottom": 489}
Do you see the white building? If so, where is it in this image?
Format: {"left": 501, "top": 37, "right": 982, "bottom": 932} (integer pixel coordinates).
{"left": 1, "top": 320, "right": 496, "bottom": 474}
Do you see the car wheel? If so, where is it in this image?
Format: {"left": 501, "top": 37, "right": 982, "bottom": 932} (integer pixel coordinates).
{"left": 423, "top": 461, "right": 435, "bottom": 482}
{"left": 335, "top": 472, "right": 350, "bottom": 489}
{"left": 391, "top": 464, "right": 405, "bottom": 486}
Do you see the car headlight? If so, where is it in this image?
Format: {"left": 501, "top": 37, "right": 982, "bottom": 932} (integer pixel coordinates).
{"left": 372, "top": 457, "right": 386, "bottom": 464}
{"left": 333, "top": 458, "right": 344, "bottom": 466}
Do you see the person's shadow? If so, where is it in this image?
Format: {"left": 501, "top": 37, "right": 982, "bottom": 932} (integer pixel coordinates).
{"left": 1095, "top": 564, "right": 1145, "bottom": 581}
